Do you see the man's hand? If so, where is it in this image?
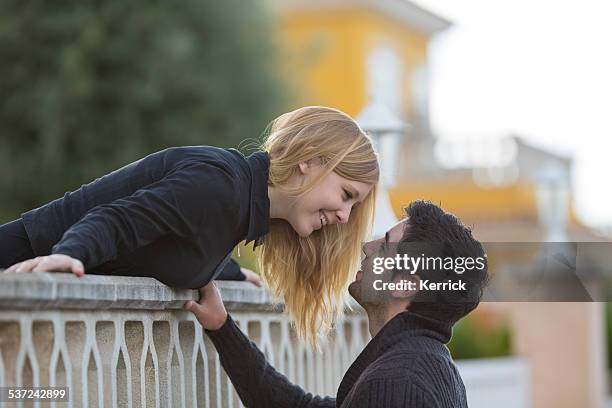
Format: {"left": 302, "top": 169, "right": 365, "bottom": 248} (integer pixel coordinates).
{"left": 241, "top": 267, "right": 263, "bottom": 287}
{"left": 184, "top": 282, "right": 228, "bottom": 331}
{"left": 4, "top": 254, "right": 85, "bottom": 277}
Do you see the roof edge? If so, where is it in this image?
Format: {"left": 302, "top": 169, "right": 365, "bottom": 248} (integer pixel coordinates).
{"left": 268, "top": 0, "right": 452, "bottom": 35}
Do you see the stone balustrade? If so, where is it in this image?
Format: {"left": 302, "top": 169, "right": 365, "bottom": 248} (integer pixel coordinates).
{"left": 0, "top": 272, "right": 369, "bottom": 408}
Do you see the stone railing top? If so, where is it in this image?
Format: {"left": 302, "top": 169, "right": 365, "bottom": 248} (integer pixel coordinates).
{"left": 0, "top": 271, "right": 277, "bottom": 311}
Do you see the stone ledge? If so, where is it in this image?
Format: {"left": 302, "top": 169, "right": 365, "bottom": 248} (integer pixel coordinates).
{"left": 0, "top": 271, "right": 276, "bottom": 311}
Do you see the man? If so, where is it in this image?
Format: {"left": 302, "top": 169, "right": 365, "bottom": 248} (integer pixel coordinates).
{"left": 185, "top": 200, "right": 489, "bottom": 407}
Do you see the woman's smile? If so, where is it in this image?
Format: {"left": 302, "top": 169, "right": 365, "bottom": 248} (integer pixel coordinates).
{"left": 319, "top": 210, "right": 330, "bottom": 228}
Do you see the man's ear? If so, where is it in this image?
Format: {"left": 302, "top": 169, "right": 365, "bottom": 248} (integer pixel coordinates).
{"left": 390, "top": 274, "right": 420, "bottom": 300}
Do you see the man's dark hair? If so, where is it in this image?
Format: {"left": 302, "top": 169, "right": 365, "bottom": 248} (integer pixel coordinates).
{"left": 396, "top": 200, "right": 489, "bottom": 325}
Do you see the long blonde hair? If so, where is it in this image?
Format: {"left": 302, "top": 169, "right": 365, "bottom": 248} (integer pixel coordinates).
{"left": 258, "top": 106, "right": 379, "bottom": 346}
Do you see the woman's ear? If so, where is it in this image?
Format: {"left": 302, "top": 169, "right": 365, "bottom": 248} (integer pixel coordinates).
{"left": 298, "top": 161, "right": 310, "bottom": 175}
{"left": 298, "top": 146, "right": 324, "bottom": 175}
{"left": 298, "top": 156, "right": 324, "bottom": 175}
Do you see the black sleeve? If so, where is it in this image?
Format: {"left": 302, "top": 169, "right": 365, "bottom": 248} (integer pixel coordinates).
{"left": 206, "top": 315, "right": 336, "bottom": 408}
{"left": 52, "top": 161, "right": 235, "bottom": 269}
{"left": 215, "top": 258, "right": 246, "bottom": 281}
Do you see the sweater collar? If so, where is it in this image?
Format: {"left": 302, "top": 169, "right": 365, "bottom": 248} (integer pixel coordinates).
{"left": 336, "top": 311, "right": 453, "bottom": 405}
{"left": 244, "top": 151, "right": 270, "bottom": 247}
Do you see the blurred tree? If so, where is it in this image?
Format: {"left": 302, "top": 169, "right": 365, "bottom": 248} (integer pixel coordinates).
{"left": 0, "top": 0, "right": 287, "bottom": 221}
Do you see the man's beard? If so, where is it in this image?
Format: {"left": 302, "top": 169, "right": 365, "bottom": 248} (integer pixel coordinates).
{"left": 348, "top": 278, "right": 387, "bottom": 311}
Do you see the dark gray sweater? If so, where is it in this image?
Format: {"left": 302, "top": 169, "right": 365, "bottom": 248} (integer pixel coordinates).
{"left": 206, "top": 311, "right": 468, "bottom": 407}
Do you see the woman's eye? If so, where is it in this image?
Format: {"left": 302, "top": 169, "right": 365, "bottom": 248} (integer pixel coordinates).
{"left": 343, "top": 189, "right": 353, "bottom": 201}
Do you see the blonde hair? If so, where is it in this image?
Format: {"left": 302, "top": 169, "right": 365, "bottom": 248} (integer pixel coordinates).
{"left": 258, "top": 106, "right": 379, "bottom": 347}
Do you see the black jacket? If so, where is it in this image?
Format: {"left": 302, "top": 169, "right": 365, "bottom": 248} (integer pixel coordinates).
{"left": 21, "top": 146, "right": 270, "bottom": 288}
{"left": 206, "top": 311, "right": 468, "bottom": 407}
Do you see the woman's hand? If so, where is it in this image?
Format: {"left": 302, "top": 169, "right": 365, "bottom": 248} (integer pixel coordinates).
{"left": 4, "top": 254, "right": 85, "bottom": 277}
{"left": 184, "top": 282, "right": 228, "bottom": 331}
{"left": 241, "top": 267, "right": 264, "bottom": 287}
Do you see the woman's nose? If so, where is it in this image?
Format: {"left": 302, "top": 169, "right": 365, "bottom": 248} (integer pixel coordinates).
{"left": 336, "top": 204, "right": 351, "bottom": 224}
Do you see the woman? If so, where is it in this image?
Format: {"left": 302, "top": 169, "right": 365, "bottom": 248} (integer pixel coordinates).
{"left": 0, "top": 106, "right": 379, "bottom": 344}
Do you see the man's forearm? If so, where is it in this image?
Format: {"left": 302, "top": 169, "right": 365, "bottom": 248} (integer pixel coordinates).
{"left": 205, "top": 314, "right": 335, "bottom": 408}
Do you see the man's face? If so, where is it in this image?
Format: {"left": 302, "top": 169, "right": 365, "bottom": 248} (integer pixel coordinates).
{"left": 348, "top": 219, "right": 407, "bottom": 309}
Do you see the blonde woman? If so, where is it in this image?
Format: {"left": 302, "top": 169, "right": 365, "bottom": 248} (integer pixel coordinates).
{"left": 1, "top": 106, "right": 379, "bottom": 344}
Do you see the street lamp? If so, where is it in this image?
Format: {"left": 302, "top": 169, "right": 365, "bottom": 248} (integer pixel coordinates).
{"left": 535, "top": 163, "right": 570, "bottom": 242}
{"left": 356, "top": 98, "right": 407, "bottom": 238}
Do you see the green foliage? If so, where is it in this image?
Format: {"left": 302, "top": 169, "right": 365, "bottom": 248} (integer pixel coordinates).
{"left": 0, "top": 0, "right": 287, "bottom": 221}
{"left": 232, "top": 242, "right": 260, "bottom": 273}
{"left": 448, "top": 314, "right": 512, "bottom": 360}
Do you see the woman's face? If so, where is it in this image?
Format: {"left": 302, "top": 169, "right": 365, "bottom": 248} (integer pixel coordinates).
{"left": 287, "top": 160, "right": 374, "bottom": 237}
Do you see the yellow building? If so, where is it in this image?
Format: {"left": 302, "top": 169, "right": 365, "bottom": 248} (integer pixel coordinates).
{"left": 268, "top": 0, "right": 503, "bottom": 221}
{"left": 267, "top": 0, "right": 597, "bottom": 240}
{"left": 270, "top": 0, "right": 447, "bottom": 122}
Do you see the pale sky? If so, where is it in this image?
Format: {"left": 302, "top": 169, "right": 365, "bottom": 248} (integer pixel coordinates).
{"left": 413, "top": 0, "right": 612, "bottom": 230}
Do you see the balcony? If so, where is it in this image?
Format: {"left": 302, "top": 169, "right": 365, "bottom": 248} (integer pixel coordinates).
{"left": 0, "top": 272, "right": 528, "bottom": 407}
{"left": 0, "top": 272, "right": 369, "bottom": 407}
